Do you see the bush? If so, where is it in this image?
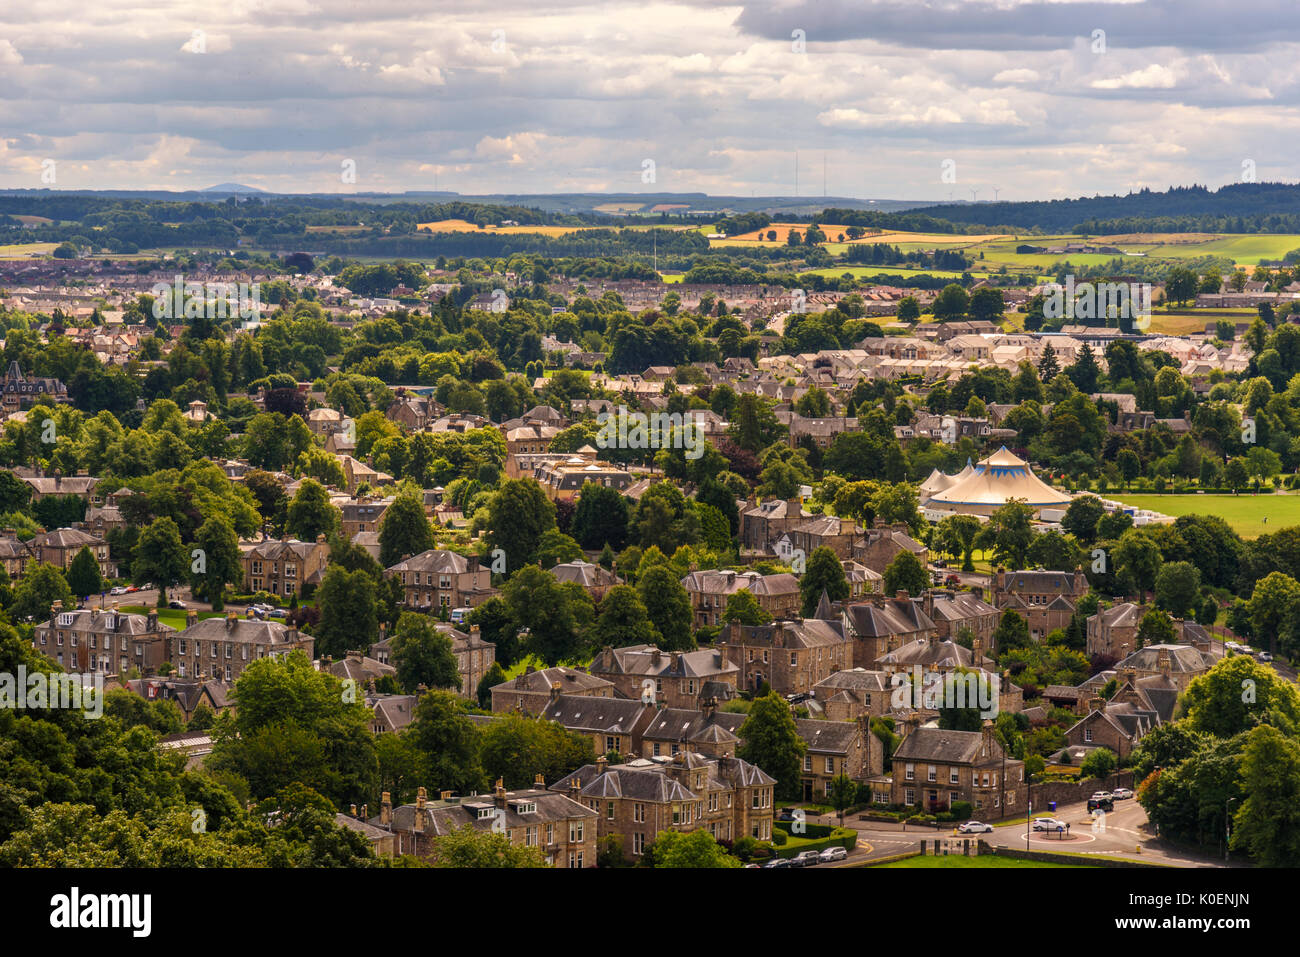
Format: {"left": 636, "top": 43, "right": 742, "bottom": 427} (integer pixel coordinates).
{"left": 770, "top": 829, "right": 787, "bottom": 846}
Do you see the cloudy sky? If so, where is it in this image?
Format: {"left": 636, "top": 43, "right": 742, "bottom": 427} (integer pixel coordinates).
{"left": 1, "top": 0, "right": 1297, "bottom": 201}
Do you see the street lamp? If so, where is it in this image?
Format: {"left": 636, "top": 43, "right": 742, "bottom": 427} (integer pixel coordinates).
{"left": 1225, "top": 797, "right": 1237, "bottom": 863}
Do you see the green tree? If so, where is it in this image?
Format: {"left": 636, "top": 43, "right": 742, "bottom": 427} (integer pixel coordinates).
{"left": 722, "top": 589, "right": 772, "bottom": 626}
{"left": 65, "top": 546, "right": 102, "bottom": 599}
{"left": 7, "top": 562, "right": 73, "bottom": 623}
{"left": 190, "top": 515, "right": 242, "bottom": 612}
{"left": 647, "top": 828, "right": 742, "bottom": 868}
{"left": 1061, "top": 495, "right": 1105, "bottom": 545}
{"left": 1079, "top": 747, "right": 1117, "bottom": 782}
{"left": 392, "top": 612, "right": 460, "bottom": 694}
{"left": 637, "top": 565, "right": 694, "bottom": 650}
{"left": 992, "top": 609, "right": 1031, "bottom": 653}
{"left": 1153, "top": 561, "right": 1201, "bottom": 619}
{"left": 285, "top": 478, "right": 342, "bottom": 543}
{"left": 571, "top": 482, "right": 629, "bottom": 551}
{"left": 882, "top": 550, "right": 929, "bottom": 598}
{"left": 428, "top": 824, "right": 548, "bottom": 868}
{"left": 487, "top": 478, "right": 557, "bottom": 572}
{"left": 737, "top": 691, "right": 805, "bottom": 800}
{"left": 502, "top": 564, "right": 580, "bottom": 666}
{"left": 379, "top": 484, "right": 434, "bottom": 567}
{"left": 1179, "top": 654, "right": 1300, "bottom": 738}
{"left": 407, "top": 691, "right": 487, "bottom": 796}
{"left": 314, "top": 566, "right": 379, "bottom": 659}
{"left": 1232, "top": 725, "right": 1300, "bottom": 866}
{"left": 978, "top": 500, "right": 1035, "bottom": 570}
{"left": 479, "top": 715, "right": 595, "bottom": 789}
{"left": 132, "top": 516, "right": 187, "bottom": 603}
{"left": 592, "top": 584, "right": 661, "bottom": 649}
{"left": 800, "top": 545, "right": 849, "bottom": 616}
{"left": 1136, "top": 608, "right": 1176, "bottom": 648}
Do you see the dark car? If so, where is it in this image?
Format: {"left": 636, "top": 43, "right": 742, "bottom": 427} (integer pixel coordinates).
{"left": 168, "top": 599, "right": 186, "bottom": 610}
{"left": 762, "top": 857, "right": 791, "bottom": 869}
{"left": 1087, "top": 797, "right": 1114, "bottom": 813}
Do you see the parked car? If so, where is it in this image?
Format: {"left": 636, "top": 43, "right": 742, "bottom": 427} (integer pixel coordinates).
{"left": 819, "top": 846, "right": 848, "bottom": 863}
{"left": 1258, "top": 652, "right": 1274, "bottom": 662}
{"left": 1091, "top": 791, "right": 1113, "bottom": 802}
{"left": 790, "top": 850, "right": 821, "bottom": 867}
{"left": 167, "top": 599, "right": 186, "bottom": 610}
{"left": 776, "top": 808, "right": 798, "bottom": 822}
{"left": 125, "top": 585, "right": 139, "bottom": 593}
{"left": 1087, "top": 797, "right": 1114, "bottom": 813}
{"left": 109, "top": 586, "right": 128, "bottom": 596}
{"left": 1031, "top": 817, "right": 1066, "bottom": 832}
{"left": 762, "top": 857, "right": 791, "bottom": 869}
{"left": 1112, "top": 787, "right": 1134, "bottom": 800}
{"left": 957, "top": 821, "right": 993, "bottom": 834}
{"left": 944, "top": 575, "right": 961, "bottom": 587}
{"left": 267, "top": 608, "right": 288, "bottom": 619}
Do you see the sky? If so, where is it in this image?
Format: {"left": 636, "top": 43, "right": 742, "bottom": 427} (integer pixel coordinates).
{"left": 1, "top": 0, "right": 1298, "bottom": 201}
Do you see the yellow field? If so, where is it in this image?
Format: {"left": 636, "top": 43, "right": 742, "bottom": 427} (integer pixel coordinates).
{"left": 0, "top": 242, "right": 56, "bottom": 258}
{"left": 416, "top": 218, "right": 598, "bottom": 236}
{"left": 12, "top": 215, "right": 52, "bottom": 226}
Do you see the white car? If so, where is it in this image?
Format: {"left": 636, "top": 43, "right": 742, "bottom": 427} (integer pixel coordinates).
{"left": 109, "top": 586, "right": 128, "bottom": 596}
{"left": 1112, "top": 787, "right": 1134, "bottom": 800}
{"left": 819, "top": 846, "right": 848, "bottom": 863}
{"left": 1258, "top": 652, "right": 1274, "bottom": 662}
{"left": 957, "top": 821, "right": 994, "bottom": 834}
{"left": 1031, "top": 817, "right": 1066, "bottom": 832}
{"left": 1091, "top": 791, "right": 1114, "bottom": 802}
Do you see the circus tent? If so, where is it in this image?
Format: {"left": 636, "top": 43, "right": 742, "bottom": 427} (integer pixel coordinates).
{"left": 924, "top": 447, "right": 1072, "bottom": 516}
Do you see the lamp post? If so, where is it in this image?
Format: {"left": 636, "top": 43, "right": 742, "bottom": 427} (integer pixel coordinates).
{"left": 1225, "top": 797, "right": 1237, "bottom": 863}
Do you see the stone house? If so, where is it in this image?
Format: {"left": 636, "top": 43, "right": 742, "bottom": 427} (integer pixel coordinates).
{"left": 841, "top": 593, "right": 937, "bottom": 670}
{"left": 795, "top": 716, "right": 880, "bottom": 800}
{"left": 991, "top": 567, "right": 1088, "bottom": 641}
{"left": 740, "top": 497, "right": 811, "bottom": 552}
{"left": 27, "top": 526, "right": 116, "bottom": 580}
{"left": 538, "top": 693, "right": 656, "bottom": 758}
{"left": 852, "top": 522, "right": 927, "bottom": 573}
{"left": 385, "top": 548, "right": 496, "bottom": 612}
{"left": 373, "top": 782, "right": 598, "bottom": 867}
{"left": 240, "top": 535, "right": 330, "bottom": 598}
{"left": 33, "top": 602, "right": 175, "bottom": 676}
{"left": 716, "top": 618, "right": 853, "bottom": 697}
{"left": 551, "top": 752, "right": 776, "bottom": 860}
{"left": 172, "top": 609, "right": 315, "bottom": 683}
{"left": 888, "top": 723, "right": 1027, "bottom": 818}
{"left": 679, "top": 569, "right": 800, "bottom": 628}
{"left": 587, "top": 645, "right": 739, "bottom": 711}
{"left": 491, "top": 665, "right": 615, "bottom": 716}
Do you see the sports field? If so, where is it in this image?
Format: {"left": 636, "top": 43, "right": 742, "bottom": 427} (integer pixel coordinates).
{"left": 1110, "top": 493, "right": 1300, "bottom": 538}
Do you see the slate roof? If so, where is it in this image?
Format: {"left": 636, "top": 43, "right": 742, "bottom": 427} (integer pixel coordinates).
{"left": 539, "top": 694, "right": 649, "bottom": 734}
{"left": 892, "top": 727, "right": 997, "bottom": 765}
{"left": 493, "top": 666, "right": 614, "bottom": 696}
{"left": 794, "top": 718, "right": 859, "bottom": 755}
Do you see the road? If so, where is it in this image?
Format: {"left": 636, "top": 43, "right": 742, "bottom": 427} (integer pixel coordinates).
{"left": 805, "top": 798, "right": 1239, "bottom": 868}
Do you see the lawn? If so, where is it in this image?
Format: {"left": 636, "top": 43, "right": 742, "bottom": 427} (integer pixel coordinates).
{"left": 119, "top": 605, "right": 225, "bottom": 630}
{"left": 1109, "top": 493, "right": 1300, "bottom": 539}
{"left": 874, "top": 854, "right": 1093, "bottom": 868}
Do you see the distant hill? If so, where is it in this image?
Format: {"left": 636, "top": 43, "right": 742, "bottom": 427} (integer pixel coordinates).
{"left": 202, "top": 183, "right": 268, "bottom": 194}
{"left": 907, "top": 182, "right": 1300, "bottom": 234}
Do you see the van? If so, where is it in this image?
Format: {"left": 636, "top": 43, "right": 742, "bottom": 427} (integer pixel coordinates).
{"left": 450, "top": 607, "right": 471, "bottom": 625}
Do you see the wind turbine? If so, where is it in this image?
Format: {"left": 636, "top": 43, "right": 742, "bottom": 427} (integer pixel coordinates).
{"left": 970, "top": 188, "right": 978, "bottom": 202}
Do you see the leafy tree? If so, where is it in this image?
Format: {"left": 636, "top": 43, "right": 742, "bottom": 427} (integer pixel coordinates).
{"left": 190, "top": 515, "right": 242, "bottom": 611}
{"left": 1247, "top": 571, "right": 1300, "bottom": 655}
{"left": 978, "top": 500, "right": 1035, "bottom": 570}
{"left": 646, "top": 828, "right": 742, "bottom": 868}
{"left": 737, "top": 691, "right": 805, "bottom": 800}
{"left": 407, "top": 690, "right": 487, "bottom": 795}
{"left": 314, "top": 566, "right": 379, "bottom": 659}
{"left": 487, "top": 478, "right": 557, "bottom": 573}
{"left": 800, "top": 545, "right": 849, "bottom": 616}
{"left": 592, "top": 584, "right": 661, "bottom": 649}
{"left": 1179, "top": 654, "right": 1300, "bottom": 738}
{"left": 379, "top": 484, "right": 434, "bottom": 567}
{"left": 536, "top": 529, "right": 584, "bottom": 568}
{"left": 503, "top": 564, "right": 581, "bottom": 665}
{"left": 992, "top": 609, "right": 1031, "bottom": 653}
{"left": 1080, "top": 747, "right": 1117, "bottom": 782}
{"left": 479, "top": 715, "right": 595, "bottom": 789}
{"left": 1136, "top": 608, "right": 1176, "bottom": 648}
{"left": 637, "top": 565, "right": 694, "bottom": 650}
{"left": 571, "top": 482, "right": 629, "bottom": 550}
{"left": 428, "top": 824, "right": 547, "bottom": 868}
{"left": 722, "top": 589, "right": 772, "bottom": 626}
{"left": 1113, "top": 528, "right": 1162, "bottom": 601}
{"left": 468, "top": 596, "right": 522, "bottom": 667}
{"left": 882, "top": 550, "right": 929, "bottom": 599}
{"left": 1154, "top": 561, "right": 1201, "bottom": 619}
{"left": 66, "top": 546, "right": 102, "bottom": 599}
{"left": 285, "top": 478, "right": 341, "bottom": 543}
{"left": 392, "top": 612, "right": 460, "bottom": 694}
{"left": 132, "top": 516, "right": 188, "bottom": 602}
{"left": 1062, "top": 495, "right": 1105, "bottom": 545}
{"left": 7, "top": 562, "right": 73, "bottom": 624}
{"left": 476, "top": 661, "right": 507, "bottom": 709}
{"left": 1231, "top": 725, "right": 1300, "bottom": 867}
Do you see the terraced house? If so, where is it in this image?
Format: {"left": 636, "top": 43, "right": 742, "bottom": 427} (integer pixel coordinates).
{"left": 33, "top": 601, "right": 175, "bottom": 675}
{"left": 888, "top": 722, "right": 1027, "bottom": 817}
{"left": 680, "top": 568, "right": 800, "bottom": 628}
{"left": 991, "top": 566, "right": 1088, "bottom": 641}
{"left": 588, "top": 644, "right": 740, "bottom": 710}
{"left": 172, "top": 609, "right": 315, "bottom": 682}
{"left": 716, "top": 617, "right": 852, "bottom": 697}
{"left": 551, "top": 752, "right": 776, "bottom": 860}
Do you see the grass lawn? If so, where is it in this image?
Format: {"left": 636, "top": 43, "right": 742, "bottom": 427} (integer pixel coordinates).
{"left": 875, "top": 854, "right": 1093, "bottom": 868}
{"left": 1109, "top": 493, "right": 1300, "bottom": 539}
{"left": 119, "top": 605, "right": 225, "bottom": 630}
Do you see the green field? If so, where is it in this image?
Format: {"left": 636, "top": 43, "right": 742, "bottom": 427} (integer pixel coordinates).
{"left": 1110, "top": 493, "right": 1300, "bottom": 538}
{"left": 874, "top": 854, "right": 1093, "bottom": 868}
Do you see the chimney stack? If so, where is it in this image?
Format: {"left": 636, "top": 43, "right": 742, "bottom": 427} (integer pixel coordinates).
{"left": 493, "top": 777, "right": 507, "bottom": 808}
{"left": 414, "top": 786, "right": 427, "bottom": 832}
{"left": 380, "top": 791, "right": 392, "bottom": 827}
